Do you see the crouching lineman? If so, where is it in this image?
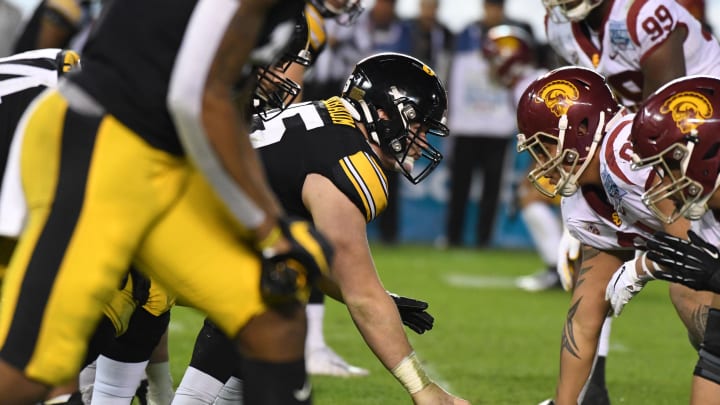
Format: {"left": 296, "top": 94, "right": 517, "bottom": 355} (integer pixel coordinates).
{"left": 0, "top": 0, "right": 336, "bottom": 404}
{"left": 171, "top": 52, "right": 469, "bottom": 405}
{"left": 516, "top": 66, "right": 711, "bottom": 405}
{"left": 609, "top": 75, "right": 720, "bottom": 405}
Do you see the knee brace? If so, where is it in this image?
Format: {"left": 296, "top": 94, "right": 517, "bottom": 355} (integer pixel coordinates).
{"left": 695, "top": 309, "right": 720, "bottom": 384}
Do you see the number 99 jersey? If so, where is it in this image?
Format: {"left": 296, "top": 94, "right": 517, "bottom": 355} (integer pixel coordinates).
{"left": 251, "top": 96, "right": 389, "bottom": 223}
{"left": 545, "top": 0, "right": 720, "bottom": 107}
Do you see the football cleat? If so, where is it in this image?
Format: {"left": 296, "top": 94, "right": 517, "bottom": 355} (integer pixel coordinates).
{"left": 516, "top": 268, "right": 562, "bottom": 292}
{"left": 581, "top": 380, "right": 611, "bottom": 405}
{"left": 306, "top": 346, "right": 369, "bottom": 377}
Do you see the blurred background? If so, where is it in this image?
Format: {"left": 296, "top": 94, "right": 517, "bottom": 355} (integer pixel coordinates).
{"left": 4, "top": 0, "right": 718, "bottom": 250}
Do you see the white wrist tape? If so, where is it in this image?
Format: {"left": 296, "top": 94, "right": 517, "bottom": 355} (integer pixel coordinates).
{"left": 391, "top": 352, "right": 432, "bottom": 394}
{"left": 640, "top": 251, "right": 658, "bottom": 280}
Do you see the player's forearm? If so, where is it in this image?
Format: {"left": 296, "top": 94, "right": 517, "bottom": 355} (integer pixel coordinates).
{"left": 345, "top": 291, "right": 414, "bottom": 370}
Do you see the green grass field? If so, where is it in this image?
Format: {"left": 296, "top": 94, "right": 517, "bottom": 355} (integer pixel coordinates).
{"left": 166, "top": 245, "right": 697, "bottom": 404}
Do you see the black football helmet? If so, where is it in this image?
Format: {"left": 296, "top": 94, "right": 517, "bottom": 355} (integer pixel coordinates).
{"left": 341, "top": 52, "right": 449, "bottom": 184}
{"left": 56, "top": 49, "right": 81, "bottom": 75}
{"left": 253, "top": 5, "right": 321, "bottom": 121}
{"left": 308, "top": 0, "right": 363, "bottom": 25}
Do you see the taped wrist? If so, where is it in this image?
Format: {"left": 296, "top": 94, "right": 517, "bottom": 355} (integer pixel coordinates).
{"left": 694, "top": 309, "right": 720, "bottom": 384}
{"left": 639, "top": 252, "right": 658, "bottom": 280}
{"left": 257, "top": 224, "right": 282, "bottom": 254}
{"left": 391, "top": 352, "right": 432, "bottom": 394}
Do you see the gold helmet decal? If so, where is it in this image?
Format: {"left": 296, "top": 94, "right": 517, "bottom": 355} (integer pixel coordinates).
{"left": 536, "top": 80, "right": 579, "bottom": 117}
{"left": 659, "top": 91, "right": 713, "bottom": 134}
{"left": 422, "top": 64, "right": 436, "bottom": 77}
{"left": 495, "top": 37, "right": 522, "bottom": 55}
{"left": 59, "top": 50, "right": 81, "bottom": 74}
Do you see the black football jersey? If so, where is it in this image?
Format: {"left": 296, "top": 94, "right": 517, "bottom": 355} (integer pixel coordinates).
{"left": 252, "top": 97, "right": 389, "bottom": 222}
{"left": 70, "top": 0, "right": 303, "bottom": 156}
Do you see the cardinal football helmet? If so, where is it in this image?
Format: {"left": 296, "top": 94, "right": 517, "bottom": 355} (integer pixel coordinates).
{"left": 341, "top": 52, "right": 449, "bottom": 184}
{"left": 630, "top": 75, "right": 720, "bottom": 223}
{"left": 516, "top": 66, "right": 620, "bottom": 197}
{"left": 481, "top": 24, "right": 535, "bottom": 87}
{"left": 542, "top": 0, "right": 603, "bottom": 22}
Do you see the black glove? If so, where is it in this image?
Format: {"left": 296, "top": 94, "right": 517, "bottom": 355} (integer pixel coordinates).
{"left": 259, "top": 216, "right": 334, "bottom": 306}
{"left": 646, "top": 230, "right": 720, "bottom": 294}
{"left": 388, "top": 292, "right": 435, "bottom": 334}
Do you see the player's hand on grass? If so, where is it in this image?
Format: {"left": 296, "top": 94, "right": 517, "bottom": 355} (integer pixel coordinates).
{"left": 388, "top": 292, "right": 435, "bottom": 334}
{"left": 646, "top": 230, "right": 720, "bottom": 294}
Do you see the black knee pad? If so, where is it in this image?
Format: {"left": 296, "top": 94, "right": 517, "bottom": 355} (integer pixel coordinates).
{"left": 104, "top": 308, "right": 170, "bottom": 362}
{"left": 188, "top": 318, "right": 240, "bottom": 381}
{"left": 83, "top": 316, "right": 117, "bottom": 367}
{"left": 242, "top": 357, "right": 309, "bottom": 404}
{"left": 695, "top": 309, "right": 720, "bottom": 384}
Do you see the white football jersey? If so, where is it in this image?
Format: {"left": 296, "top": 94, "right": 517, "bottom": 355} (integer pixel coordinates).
{"left": 562, "top": 113, "right": 662, "bottom": 250}
{"left": 561, "top": 186, "right": 642, "bottom": 251}
{"left": 692, "top": 211, "right": 720, "bottom": 247}
{"left": 598, "top": 113, "right": 665, "bottom": 234}
{"left": 546, "top": 0, "right": 720, "bottom": 107}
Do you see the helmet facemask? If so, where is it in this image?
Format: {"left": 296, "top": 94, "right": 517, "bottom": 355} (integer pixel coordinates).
{"left": 252, "top": 51, "right": 310, "bottom": 121}
{"left": 517, "top": 111, "right": 606, "bottom": 197}
{"left": 543, "top": 0, "right": 603, "bottom": 22}
{"left": 358, "top": 87, "right": 448, "bottom": 184}
{"left": 632, "top": 138, "right": 716, "bottom": 223}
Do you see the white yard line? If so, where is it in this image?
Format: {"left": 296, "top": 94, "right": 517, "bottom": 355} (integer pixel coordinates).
{"left": 443, "top": 273, "right": 520, "bottom": 289}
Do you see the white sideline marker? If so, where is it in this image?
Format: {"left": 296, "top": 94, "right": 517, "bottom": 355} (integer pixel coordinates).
{"left": 444, "top": 274, "right": 519, "bottom": 289}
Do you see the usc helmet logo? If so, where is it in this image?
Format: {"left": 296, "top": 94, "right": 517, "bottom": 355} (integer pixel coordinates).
{"left": 536, "top": 80, "right": 579, "bottom": 117}
{"left": 495, "top": 37, "right": 522, "bottom": 54}
{"left": 659, "top": 91, "right": 713, "bottom": 134}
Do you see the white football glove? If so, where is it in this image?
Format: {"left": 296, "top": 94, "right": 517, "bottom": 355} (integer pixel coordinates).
{"left": 556, "top": 228, "right": 581, "bottom": 291}
{"left": 605, "top": 256, "right": 655, "bottom": 316}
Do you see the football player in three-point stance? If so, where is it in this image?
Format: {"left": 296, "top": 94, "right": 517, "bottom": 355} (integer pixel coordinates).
{"left": 539, "top": 0, "right": 720, "bottom": 403}
{"left": 516, "top": 66, "right": 708, "bottom": 405}
{"left": 482, "top": 25, "right": 612, "bottom": 403}
{"left": 172, "top": 52, "right": 469, "bottom": 405}
{"left": 614, "top": 76, "right": 720, "bottom": 405}
{"left": 0, "top": 0, "right": 336, "bottom": 403}
{"left": 0, "top": 47, "right": 173, "bottom": 405}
